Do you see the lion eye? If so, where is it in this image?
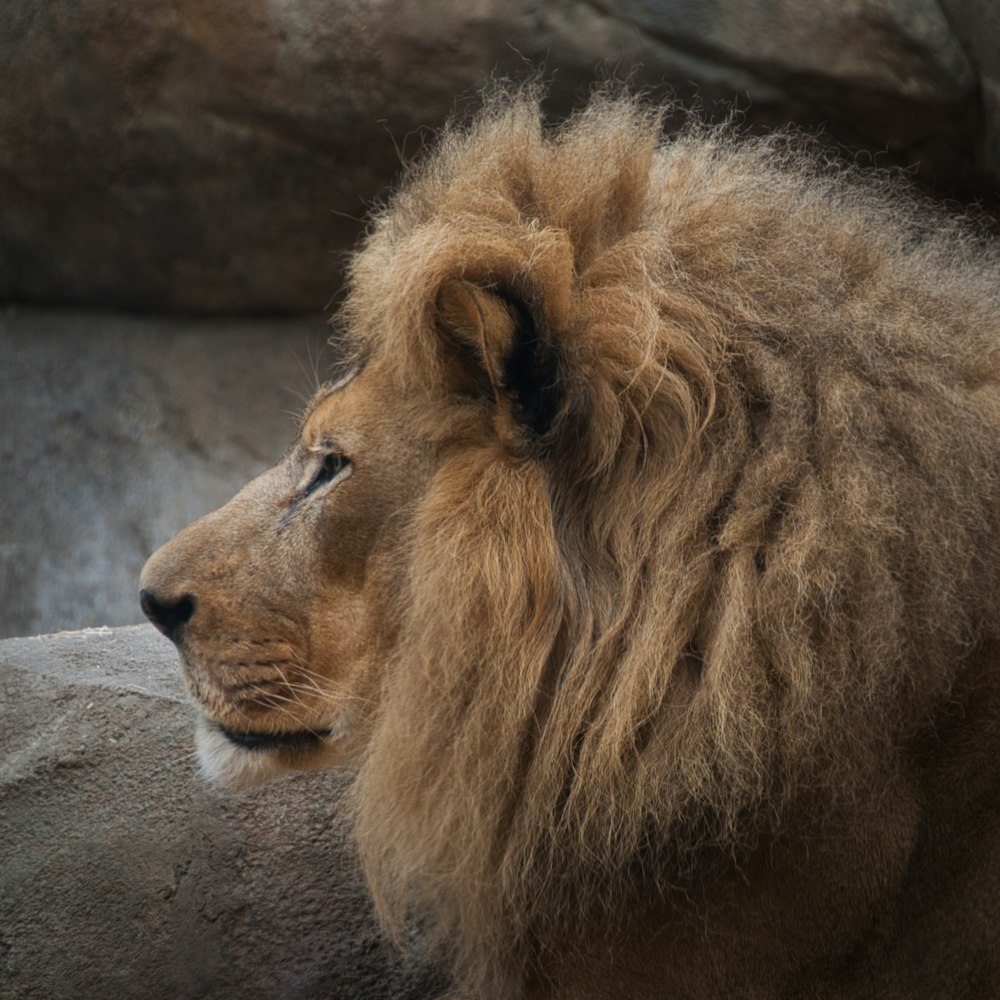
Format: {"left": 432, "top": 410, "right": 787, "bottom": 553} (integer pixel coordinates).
{"left": 303, "top": 452, "right": 349, "bottom": 496}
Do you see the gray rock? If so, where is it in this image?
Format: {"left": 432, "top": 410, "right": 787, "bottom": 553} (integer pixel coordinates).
{"left": 1, "top": 0, "right": 395, "bottom": 313}
{"left": 606, "top": 0, "right": 972, "bottom": 98}
{"left": 0, "top": 624, "right": 444, "bottom": 1000}
{"left": 0, "top": 307, "right": 335, "bottom": 639}
{"left": 1, "top": 0, "right": 994, "bottom": 314}
{"left": 940, "top": 0, "right": 1000, "bottom": 186}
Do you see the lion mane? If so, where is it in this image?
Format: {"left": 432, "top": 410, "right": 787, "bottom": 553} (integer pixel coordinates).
{"left": 334, "top": 88, "right": 1000, "bottom": 997}
{"left": 139, "top": 85, "right": 1000, "bottom": 996}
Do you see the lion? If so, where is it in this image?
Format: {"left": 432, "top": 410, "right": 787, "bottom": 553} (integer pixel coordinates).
{"left": 140, "top": 88, "right": 1000, "bottom": 999}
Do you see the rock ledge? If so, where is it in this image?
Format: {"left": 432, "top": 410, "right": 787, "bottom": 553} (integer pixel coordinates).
{"left": 0, "top": 625, "right": 440, "bottom": 1000}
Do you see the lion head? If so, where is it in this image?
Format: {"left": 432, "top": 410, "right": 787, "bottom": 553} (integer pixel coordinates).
{"left": 141, "top": 89, "right": 1000, "bottom": 997}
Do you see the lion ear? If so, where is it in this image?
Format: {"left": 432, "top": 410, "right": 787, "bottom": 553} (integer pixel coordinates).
{"left": 435, "top": 279, "right": 561, "bottom": 441}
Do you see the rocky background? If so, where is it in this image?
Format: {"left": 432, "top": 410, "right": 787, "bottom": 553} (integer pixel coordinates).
{"left": 3, "top": 1, "right": 999, "bottom": 997}
{"left": 2, "top": 0, "right": 999, "bottom": 316}
{"left": 3, "top": 0, "right": 1000, "bottom": 639}
{"left": 0, "top": 626, "right": 445, "bottom": 999}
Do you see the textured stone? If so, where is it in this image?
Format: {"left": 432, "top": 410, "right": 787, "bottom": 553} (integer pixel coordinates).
{"left": 607, "top": 0, "right": 972, "bottom": 98}
{"left": 1, "top": 0, "right": 393, "bottom": 313}
{"left": 0, "top": 307, "right": 335, "bottom": 639}
{"left": 940, "top": 0, "right": 1000, "bottom": 187}
{"left": 0, "top": 625, "right": 444, "bottom": 1000}
{"left": 1, "top": 0, "right": 995, "bottom": 314}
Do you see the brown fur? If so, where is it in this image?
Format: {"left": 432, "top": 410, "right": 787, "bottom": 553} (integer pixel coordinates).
{"left": 142, "top": 87, "right": 1000, "bottom": 998}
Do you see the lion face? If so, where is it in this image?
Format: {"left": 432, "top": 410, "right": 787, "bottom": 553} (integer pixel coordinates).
{"left": 141, "top": 272, "right": 574, "bottom": 788}
{"left": 140, "top": 359, "right": 429, "bottom": 785}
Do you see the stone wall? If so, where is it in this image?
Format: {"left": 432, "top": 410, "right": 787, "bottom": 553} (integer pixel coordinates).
{"left": 2, "top": 0, "right": 998, "bottom": 314}
{"left": 4, "top": 0, "right": 999, "bottom": 639}
{"left": 0, "top": 308, "right": 336, "bottom": 640}
{"left": 0, "top": 625, "right": 444, "bottom": 999}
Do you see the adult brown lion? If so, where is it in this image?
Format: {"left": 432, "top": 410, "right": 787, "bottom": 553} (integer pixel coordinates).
{"left": 141, "top": 89, "right": 1000, "bottom": 999}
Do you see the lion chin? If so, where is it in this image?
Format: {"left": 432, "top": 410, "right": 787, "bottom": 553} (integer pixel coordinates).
{"left": 193, "top": 716, "right": 347, "bottom": 789}
{"left": 141, "top": 85, "right": 1000, "bottom": 1000}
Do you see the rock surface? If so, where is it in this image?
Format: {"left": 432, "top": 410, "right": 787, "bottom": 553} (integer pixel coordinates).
{"left": 1, "top": 307, "right": 334, "bottom": 639}
{"left": 1, "top": 0, "right": 996, "bottom": 314}
{"left": 0, "top": 625, "right": 444, "bottom": 1000}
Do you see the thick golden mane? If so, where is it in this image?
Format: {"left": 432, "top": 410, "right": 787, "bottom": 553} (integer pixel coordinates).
{"left": 342, "top": 90, "right": 1000, "bottom": 995}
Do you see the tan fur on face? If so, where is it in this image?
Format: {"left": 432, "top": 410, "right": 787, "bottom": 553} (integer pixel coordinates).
{"left": 144, "top": 87, "right": 1000, "bottom": 998}
{"left": 141, "top": 358, "right": 430, "bottom": 784}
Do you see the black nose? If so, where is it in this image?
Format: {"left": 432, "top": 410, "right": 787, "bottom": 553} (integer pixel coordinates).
{"left": 140, "top": 588, "right": 195, "bottom": 642}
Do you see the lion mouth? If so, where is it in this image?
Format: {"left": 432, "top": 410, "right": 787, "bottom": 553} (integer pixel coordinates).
{"left": 215, "top": 723, "right": 332, "bottom": 753}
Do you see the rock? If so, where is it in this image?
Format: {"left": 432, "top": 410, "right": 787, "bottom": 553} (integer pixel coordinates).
{"left": 1, "top": 0, "right": 398, "bottom": 313}
{"left": 0, "top": 307, "right": 334, "bottom": 639}
{"left": 0, "top": 625, "right": 444, "bottom": 1000}
{"left": 940, "top": 0, "right": 1000, "bottom": 185}
{"left": 1, "top": 0, "right": 995, "bottom": 314}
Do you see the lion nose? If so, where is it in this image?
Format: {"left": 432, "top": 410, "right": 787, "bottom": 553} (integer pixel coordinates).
{"left": 140, "top": 588, "right": 196, "bottom": 642}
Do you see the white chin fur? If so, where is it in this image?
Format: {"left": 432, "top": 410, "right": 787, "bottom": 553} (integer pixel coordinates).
{"left": 194, "top": 716, "right": 291, "bottom": 789}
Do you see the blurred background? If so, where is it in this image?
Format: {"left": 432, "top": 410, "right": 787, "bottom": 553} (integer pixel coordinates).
{"left": 3, "top": 0, "right": 999, "bottom": 639}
